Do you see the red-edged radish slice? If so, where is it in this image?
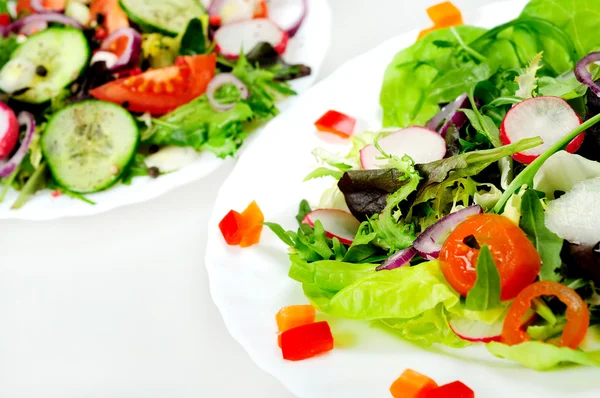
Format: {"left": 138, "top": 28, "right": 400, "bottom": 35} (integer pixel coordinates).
{"left": 449, "top": 309, "right": 535, "bottom": 343}
{"left": 360, "top": 127, "right": 446, "bottom": 169}
{"left": 500, "top": 96, "right": 584, "bottom": 165}
{"left": 302, "top": 209, "right": 360, "bottom": 245}
{"left": 208, "top": 0, "right": 256, "bottom": 25}
{"left": 268, "top": 0, "right": 307, "bottom": 37}
{"left": 0, "top": 102, "right": 19, "bottom": 159}
{"left": 214, "top": 18, "right": 289, "bottom": 59}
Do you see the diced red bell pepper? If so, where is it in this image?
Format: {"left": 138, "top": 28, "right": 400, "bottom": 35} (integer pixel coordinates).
{"left": 276, "top": 304, "right": 316, "bottom": 347}
{"left": 425, "top": 381, "right": 474, "bottom": 398}
{"left": 218, "top": 201, "right": 265, "bottom": 247}
{"left": 314, "top": 110, "right": 356, "bottom": 138}
{"left": 280, "top": 321, "right": 333, "bottom": 361}
{"left": 219, "top": 210, "right": 245, "bottom": 246}
{"left": 390, "top": 369, "right": 438, "bottom": 398}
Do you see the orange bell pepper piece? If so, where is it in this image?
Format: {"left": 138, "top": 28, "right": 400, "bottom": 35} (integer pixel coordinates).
{"left": 218, "top": 201, "right": 264, "bottom": 248}
{"left": 390, "top": 369, "right": 439, "bottom": 398}
{"left": 418, "top": 2, "right": 463, "bottom": 40}
{"left": 276, "top": 304, "right": 316, "bottom": 346}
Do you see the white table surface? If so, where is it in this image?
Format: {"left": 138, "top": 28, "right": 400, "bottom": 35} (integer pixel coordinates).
{"left": 0, "top": 1, "right": 499, "bottom": 397}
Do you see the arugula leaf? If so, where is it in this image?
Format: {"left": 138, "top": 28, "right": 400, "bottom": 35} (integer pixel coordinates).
{"left": 487, "top": 341, "right": 600, "bottom": 370}
{"left": 342, "top": 222, "right": 378, "bottom": 263}
{"left": 264, "top": 222, "right": 295, "bottom": 247}
{"left": 11, "top": 162, "right": 49, "bottom": 210}
{"left": 296, "top": 199, "right": 312, "bottom": 224}
{"left": 465, "top": 245, "right": 502, "bottom": 311}
{"left": 519, "top": 190, "right": 563, "bottom": 281}
{"left": 121, "top": 153, "right": 149, "bottom": 185}
{"left": 415, "top": 137, "right": 543, "bottom": 207}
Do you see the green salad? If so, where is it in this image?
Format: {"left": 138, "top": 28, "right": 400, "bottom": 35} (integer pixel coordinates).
{"left": 266, "top": 0, "right": 600, "bottom": 371}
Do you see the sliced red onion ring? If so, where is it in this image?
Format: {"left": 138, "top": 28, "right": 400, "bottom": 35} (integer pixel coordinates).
{"left": 269, "top": 0, "right": 308, "bottom": 37}
{"left": 426, "top": 92, "right": 469, "bottom": 137}
{"left": 413, "top": 205, "right": 483, "bottom": 260}
{"left": 19, "top": 20, "right": 48, "bottom": 36}
{"left": 376, "top": 246, "right": 417, "bottom": 271}
{"left": 31, "top": 0, "right": 64, "bottom": 13}
{"left": 0, "top": 112, "right": 36, "bottom": 178}
{"left": 100, "top": 27, "right": 142, "bottom": 71}
{"left": 207, "top": 0, "right": 225, "bottom": 15}
{"left": 2, "top": 13, "right": 83, "bottom": 37}
{"left": 575, "top": 51, "right": 600, "bottom": 97}
{"left": 206, "top": 73, "right": 250, "bottom": 112}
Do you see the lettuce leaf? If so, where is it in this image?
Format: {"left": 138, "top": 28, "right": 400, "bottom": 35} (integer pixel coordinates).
{"left": 303, "top": 260, "right": 464, "bottom": 347}
{"left": 487, "top": 341, "right": 600, "bottom": 370}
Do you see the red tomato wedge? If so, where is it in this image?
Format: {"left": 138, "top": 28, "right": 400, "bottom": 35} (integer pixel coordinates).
{"left": 425, "top": 381, "right": 474, "bottom": 398}
{"left": 390, "top": 369, "right": 438, "bottom": 398}
{"left": 90, "top": 0, "right": 130, "bottom": 34}
{"left": 280, "top": 321, "right": 333, "bottom": 361}
{"left": 314, "top": 110, "right": 356, "bottom": 138}
{"left": 90, "top": 54, "right": 216, "bottom": 115}
{"left": 439, "top": 214, "right": 541, "bottom": 301}
{"left": 502, "top": 281, "right": 590, "bottom": 349}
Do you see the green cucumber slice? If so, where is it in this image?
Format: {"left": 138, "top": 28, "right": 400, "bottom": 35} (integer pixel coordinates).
{"left": 10, "top": 27, "right": 89, "bottom": 104}
{"left": 119, "top": 0, "right": 206, "bottom": 36}
{"left": 42, "top": 101, "right": 139, "bottom": 193}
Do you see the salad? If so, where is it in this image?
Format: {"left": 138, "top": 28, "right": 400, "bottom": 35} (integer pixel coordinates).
{"left": 261, "top": 0, "right": 600, "bottom": 372}
{"left": 0, "top": 0, "right": 310, "bottom": 209}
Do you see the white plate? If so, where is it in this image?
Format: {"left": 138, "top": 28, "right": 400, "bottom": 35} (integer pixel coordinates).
{"left": 205, "top": 1, "right": 600, "bottom": 397}
{"left": 0, "top": 0, "right": 331, "bottom": 220}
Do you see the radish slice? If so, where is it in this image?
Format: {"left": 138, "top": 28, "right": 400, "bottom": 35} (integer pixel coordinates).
{"left": 302, "top": 209, "right": 361, "bottom": 245}
{"left": 500, "top": 96, "right": 584, "bottom": 165}
{"left": 214, "top": 18, "right": 289, "bottom": 58}
{"left": 0, "top": 102, "right": 19, "bottom": 159}
{"left": 144, "top": 146, "right": 200, "bottom": 173}
{"left": 360, "top": 127, "right": 446, "bottom": 169}
{"left": 268, "top": 0, "right": 308, "bottom": 37}
{"left": 450, "top": 310, "right": 535, "bottom": 343}
{"left": 208, "top": 0, "right": 257, "bottom": 24}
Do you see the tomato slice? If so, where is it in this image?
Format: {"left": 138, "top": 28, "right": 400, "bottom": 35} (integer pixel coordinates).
{"left": 439, "top": 214, "right": 541, "bottom": 301}
{"left": 502, "top": 281, "right": 590, "bottom": 349}
{"left": 90, "top": 54, "right": 216, "bottom": 115}
{"left": 90, "top": 0, "right": 130, "bottom": 34}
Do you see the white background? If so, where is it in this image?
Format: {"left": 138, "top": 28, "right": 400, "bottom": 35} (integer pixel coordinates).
{"left": 0, "top": 1, "right": 499, "bottom": 397}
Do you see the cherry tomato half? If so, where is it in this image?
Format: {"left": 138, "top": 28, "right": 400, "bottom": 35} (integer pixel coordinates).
{"left": 502, "top": 281, "right": 590, "bottom": 349}
{"left": 439, "top": 214, "right": 541, "bottom": 301}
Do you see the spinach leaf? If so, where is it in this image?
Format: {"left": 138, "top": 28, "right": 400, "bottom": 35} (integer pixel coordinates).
{"left": 179, "top": 18, "right": 207, "bottom": 55}
{"left": 465, "top": 245, "right": 502, "bottom": 311}
{"left": 519, "top": 190, "right": 563, "bottom": 281}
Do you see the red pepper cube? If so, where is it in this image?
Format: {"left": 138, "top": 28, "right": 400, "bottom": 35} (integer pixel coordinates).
{"left": 218, "top": 210, "right": 244, "bottom": 246}
{"left": 425, "top": 381, "right": 474, "bottom": 398}
{"left": 314, "top": 110, "right": 356, "bottom": 138}
{"left": 280, "top": 321, "right": 334, "bottom": 361}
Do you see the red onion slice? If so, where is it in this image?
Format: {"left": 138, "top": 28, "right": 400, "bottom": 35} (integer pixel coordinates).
{"left": 426, "top": 92, "right": 469, "bottom": 137}
{"left": 19, "top": 20, "right": 48, "bottom": 36}
{"left": 269, "top": 0, "right": 308, "bottom": 37}
{"left": 575, "top": 51, "right": 600, "bottom": 97}
{"left": 376, "top": 246, "right": 417, "bottom": 271}
{"left": 0, "top": 112, "right": 36, "bottom": 178}
{"left": 100, "top": 27, "right": 142, "bottom": 71}
{"left": 30, "top": 0, "right": 64, "bottom": 13}
{"left": 413, "top": 205, "right": 483, "bottom": 260}
{"left": 206, "top": 73, "right": 250, "bottom": 112}
{"left": 2, "top": 13, "right": 83, "bottom": 37}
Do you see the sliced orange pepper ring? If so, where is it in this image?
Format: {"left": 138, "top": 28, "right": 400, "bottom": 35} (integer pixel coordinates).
{"left": 501, "top": 281, "right": 590, "bottom": 349}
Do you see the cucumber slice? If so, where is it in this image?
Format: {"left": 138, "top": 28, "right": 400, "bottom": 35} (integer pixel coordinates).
{"left": 119, "top": 0, "right": 206, "bottom": 36}
{"left": 42, "top": 101, "right": 139, "bottom": 193}
{"left": 8, "top": 27, "right": 89, "bottom": 104}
